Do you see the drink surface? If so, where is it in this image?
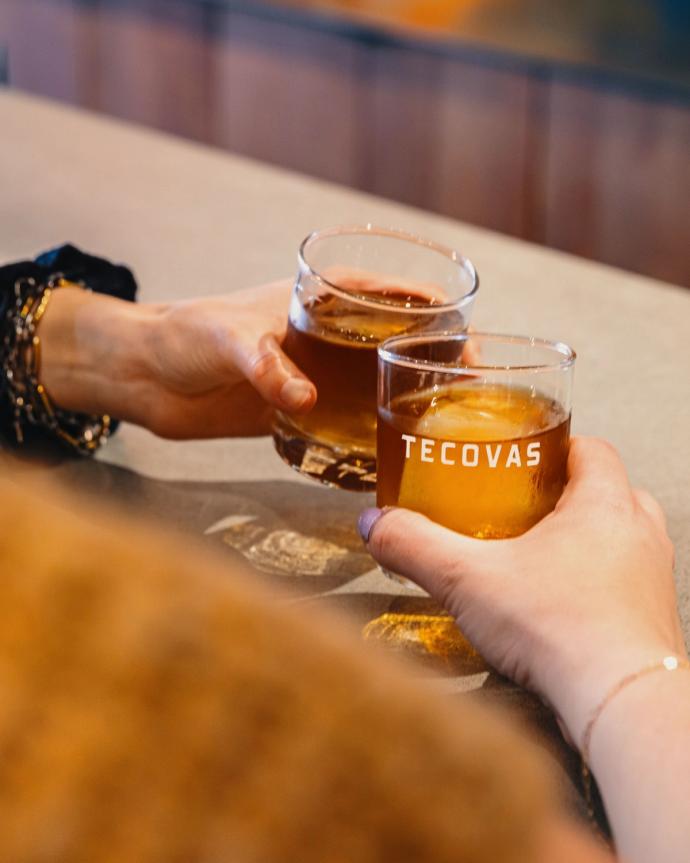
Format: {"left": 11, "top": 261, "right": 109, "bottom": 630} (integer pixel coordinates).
{"left": 279, "top": 287, "right": 461, "bottom": 456}
{"left": 377, "top": 383, "right": 570, "bottom": 538}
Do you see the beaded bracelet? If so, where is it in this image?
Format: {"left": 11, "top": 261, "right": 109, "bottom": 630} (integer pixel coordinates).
{"left": 581, "top": 655, "right": 690, "bottom": 822}
{"left": 1, "top": 273, "right": 111, "bottom": 455}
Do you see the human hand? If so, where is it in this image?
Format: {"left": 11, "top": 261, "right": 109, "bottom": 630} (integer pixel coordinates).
{"left": 359, "top": 436, "right": 686, "bottom": 748}
{"left": 40, "top": 279, "right": 317, "bottom": 439}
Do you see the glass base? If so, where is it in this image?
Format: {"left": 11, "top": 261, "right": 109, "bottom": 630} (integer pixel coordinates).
{"left": 272, "top": 421, "right": 376, "bottom": 492}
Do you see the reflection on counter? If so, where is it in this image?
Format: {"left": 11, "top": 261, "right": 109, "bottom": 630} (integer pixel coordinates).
{"left": 363, "top": 607, "right": 489, "bottom": 677}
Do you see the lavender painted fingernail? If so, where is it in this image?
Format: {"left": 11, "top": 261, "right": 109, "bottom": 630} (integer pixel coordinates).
{"left": 358, "top": 507, "right": 384, "bottom": 543}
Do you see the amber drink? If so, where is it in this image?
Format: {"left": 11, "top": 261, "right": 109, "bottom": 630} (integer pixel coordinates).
{"left": 378, "top": 383, "right": 570, "bottom": 537}
{"left": 377, "top": 333, "right": 575, "bottom": 546}
{"left": 273, "top": 227, "right": 478, "bottom": 491}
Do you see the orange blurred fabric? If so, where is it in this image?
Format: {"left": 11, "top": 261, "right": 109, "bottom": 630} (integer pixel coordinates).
{"left": 0, "top": 469, "right": 567, "bottom": 862}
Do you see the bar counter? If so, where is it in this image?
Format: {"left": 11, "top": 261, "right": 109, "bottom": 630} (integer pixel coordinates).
{"left": 2, "top": 88, "right": 689, "bottom": 819}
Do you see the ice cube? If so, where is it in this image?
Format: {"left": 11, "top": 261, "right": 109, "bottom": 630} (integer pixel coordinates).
{"left": 414, "top": 385, "right": 546, "bottom": 442}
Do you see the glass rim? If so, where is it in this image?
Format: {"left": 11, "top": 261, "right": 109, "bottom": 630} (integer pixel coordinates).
{"left": 298, "top": 224, "right": 479, "bottom": 312}
{"left": 378, "top": 331, "right": 577, "bottom": 374}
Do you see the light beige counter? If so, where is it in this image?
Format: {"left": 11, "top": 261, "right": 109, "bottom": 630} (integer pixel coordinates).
{"left": 2, "top": 87, "right": 689, "bottom": 817}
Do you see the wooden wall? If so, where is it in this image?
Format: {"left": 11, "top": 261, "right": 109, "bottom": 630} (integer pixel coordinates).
{"left": 1, "top": 0, "right": 689, "bottom": 286}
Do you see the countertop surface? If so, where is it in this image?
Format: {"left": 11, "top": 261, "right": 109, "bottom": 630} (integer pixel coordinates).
{"left": 197, "top": 0, "right": 690, "bottom": 96}
{"left": 2, "top": 88, "right": 689, "bottom": 817}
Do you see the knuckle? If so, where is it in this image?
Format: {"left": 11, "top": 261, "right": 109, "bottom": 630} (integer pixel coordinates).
{"left": 634, "top": 488, "right": 669, "bottom": 530}
{"left": 590, "top": 436, "right": 618, "bottom": 458}
{"left": 217, "top": 321, "right": 237, "bottom": 348}
{"left": 249, "top": 349, "right": 281, "bottom": 385}
{"left": 605, "top": 495, "right": 634, "bottom": 517}
{"left": 662, "top": 533, "right": 676, "bottom": 567}
{"left": 633, "top": 487, "right": 653, "bottom": 506}
{"left": 574, "top": 435, "right": 618, "bottom": 463}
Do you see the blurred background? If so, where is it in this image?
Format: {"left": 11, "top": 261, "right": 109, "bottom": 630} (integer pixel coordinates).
{"left": 1, "top": 0, "right": 689, "bottom": 287}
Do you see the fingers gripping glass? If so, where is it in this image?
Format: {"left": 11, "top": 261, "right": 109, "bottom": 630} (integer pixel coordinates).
{"left": 272, "top": 226, "right": 479, "bottom": 491}
{"left": 377, "top": 333, "right": 575, "bottom": 542}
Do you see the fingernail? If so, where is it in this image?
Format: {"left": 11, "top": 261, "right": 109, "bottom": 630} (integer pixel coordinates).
{"left": 358, "top": 507, "right": 384, "bottom": 543}
{"left": 280, "top": 378, "right": 314, "bottom": 411}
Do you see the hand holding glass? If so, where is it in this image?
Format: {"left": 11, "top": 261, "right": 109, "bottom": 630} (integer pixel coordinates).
{"left": 273, "top": 226, "right": 478, "bottom": 491}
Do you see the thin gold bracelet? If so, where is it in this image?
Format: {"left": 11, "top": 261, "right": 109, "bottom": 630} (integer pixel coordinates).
{"left": 581, "top": 655, "right": 690, "bottom": 823}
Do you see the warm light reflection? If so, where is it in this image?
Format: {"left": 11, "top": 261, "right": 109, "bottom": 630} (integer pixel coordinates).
{"left": 363, "top": 612, "right": 488, "bottom": 674}
{"left": 313, "top": 0, "right": 485, "bottom": 31}
{"left": 398, "top": 0, "right": 485, "bottom": 30}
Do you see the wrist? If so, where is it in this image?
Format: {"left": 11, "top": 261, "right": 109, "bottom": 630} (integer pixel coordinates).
{"left": 40, "top": 287, "right": 163, "bottom": 424}
{"left": 545, "top": 641, "right": 689, "bottom": 752}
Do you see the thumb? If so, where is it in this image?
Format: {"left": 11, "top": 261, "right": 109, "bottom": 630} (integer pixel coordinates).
{"left": 233, "top": 333, "right": 317, "bottom": 414}
{"left": 358, "top": 507, "right": 498, "bottom": 607}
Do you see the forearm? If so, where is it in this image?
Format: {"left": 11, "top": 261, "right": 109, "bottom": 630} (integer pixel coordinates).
{"left": 39, "top": 287, "right": 162, "bottom": 426}
{"left": 589, "top": 670, "right": 690, "bottom": 863}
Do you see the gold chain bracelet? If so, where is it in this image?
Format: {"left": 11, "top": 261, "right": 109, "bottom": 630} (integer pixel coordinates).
{"left": 581, "top": 655, "right": 690, "bottom": 823}
{"left": 2, "top": 274, "right": 111, "bottom": 455}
